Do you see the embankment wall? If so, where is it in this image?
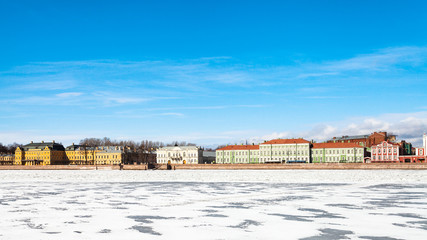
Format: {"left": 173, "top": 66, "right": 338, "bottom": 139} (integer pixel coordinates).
{"left": 0, "top": 163, "right": 426, "bottom": 170}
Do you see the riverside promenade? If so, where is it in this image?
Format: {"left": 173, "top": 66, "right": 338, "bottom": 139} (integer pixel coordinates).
{"left": 0, "top": 163, "right": 426, "bottom": 170}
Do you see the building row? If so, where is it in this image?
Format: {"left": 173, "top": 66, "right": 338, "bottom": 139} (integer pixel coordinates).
{"left": 156, "top": 133, "right": 427, "bottom": 164}
{"left": 215, "top": 139, "right": 367, "bottom": 164}
{"left": 12, "top": 141, "right": 129, "bottom": 166}
{"left": 2, "top": 132, "right": 426, "bottom": 166}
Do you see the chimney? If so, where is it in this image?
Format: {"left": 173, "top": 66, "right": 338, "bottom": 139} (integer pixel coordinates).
{"left": 53, "top": 140, "right": 55, "bottom": 143}
{"left": 31, "top": 141, "right": 33, "bottom": 144}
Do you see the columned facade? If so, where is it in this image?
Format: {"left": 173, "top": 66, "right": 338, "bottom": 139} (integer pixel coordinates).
{"left": 156, "top": 146, "right": 203, "bottom": 164}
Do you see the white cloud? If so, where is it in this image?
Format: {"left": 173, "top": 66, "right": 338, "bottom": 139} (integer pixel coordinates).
{"left": 56, "top": 92, "right": 83, "bottom": 98}
{"left": 250, "top": 111, "right": 427, "bottom": 147}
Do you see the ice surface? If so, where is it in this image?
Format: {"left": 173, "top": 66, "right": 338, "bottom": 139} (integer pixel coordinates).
{"left": 0, "top": 170, "right": 426, "bottom": 239}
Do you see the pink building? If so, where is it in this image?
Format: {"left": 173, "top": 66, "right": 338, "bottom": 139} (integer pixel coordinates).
{"left": 371, "top": 141, "right": 400, "bottom": 163}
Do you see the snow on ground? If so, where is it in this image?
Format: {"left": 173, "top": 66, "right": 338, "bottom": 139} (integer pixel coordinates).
{"left": 0, "top": 170, "right": 426, "bottom": 239}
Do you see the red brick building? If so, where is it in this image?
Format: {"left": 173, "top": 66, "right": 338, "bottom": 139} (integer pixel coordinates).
{"left": 328, "top": 132, "right": 396, "bottom": 148}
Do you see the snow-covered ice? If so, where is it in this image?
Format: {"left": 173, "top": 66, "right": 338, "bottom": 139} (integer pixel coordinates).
{"left": 0, "top": 170, "right": 426, "bottom": 239}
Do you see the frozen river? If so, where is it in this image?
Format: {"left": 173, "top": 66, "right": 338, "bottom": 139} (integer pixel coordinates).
{"left": 0, "top": 170, "right": 426, "bottom": 239}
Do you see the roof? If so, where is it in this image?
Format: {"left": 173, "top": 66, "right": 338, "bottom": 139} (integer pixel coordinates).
{"left": 331, "top": 134, "right": 370, "bottom": 141}
{"left": 158, "top": 146, "right": 200, "bottom": 151}
{"left": 22, "top": 142, "right": 65, "bottom": 151}
{"left": 261, "top": 139, "right": 310, "bottom": 145}
{"left": 312, "top": 142, "right": 364, "bottom": 149}
{"left": 372, "top": 141, "right": 400, "bottom": 147}
{"left": 216, "top": 145, "right": 259, "bottom": 151}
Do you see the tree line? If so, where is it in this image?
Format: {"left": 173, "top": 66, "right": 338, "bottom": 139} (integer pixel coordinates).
{"left": 0, "top": 138, "right": 202, "bottom": 156}
{"left": 79, "top": 137, "right": 197, "bottom": 150}
{"left": 78, "top": 137, "right": 198, "bottom": 164}
{"left": 0, "top": 143, "right": 22, "bottom": 155}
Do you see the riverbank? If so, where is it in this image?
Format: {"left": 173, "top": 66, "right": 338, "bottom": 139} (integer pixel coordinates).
{"left": 0, "top": 162, "right": 426, "bottom": 170}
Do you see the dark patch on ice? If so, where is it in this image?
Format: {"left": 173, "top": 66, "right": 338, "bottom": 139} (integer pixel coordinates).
{"left": 395, "top": 191, "right": 427, "bottom": 195}
{"left": 209, "top": 202, "right": 251, "bottom": 209}
{"left": 389, "top": 213, "right": 426, "bottom": 219}
{"left": 199, "top": 209, "right": 218, "bottom": 213}
{"left": 300, "top": 228, "right": 353, "bottom": 240}
{"left": 256, "top": 195, "right": 312, "bottom": 204}
{"left": 27, "top": 222, "right": 44, "bottom": 229}
{"left": 229, "top": 220, "right": 261, "bottom": 229}
{"left": 299, "top": 208, "right": 345, "bottom": 219}
{"left": 74, "top": 231, "right": 82, "bottom": 234}
{"left": 64, "top": 221, "right": 76, "bottom": 224}
{"left": 99, "top": 229, "right": 111, "bottom": 233}
{"left": 299, "top": 208, "right": 326, "bottom": 213}
{"left": 359, "top": 236, "right": 403, "bottom": 240}
{"left": 51, "top": 207, "right": 68, "bottom": 211}
{"left": 408, "top": 220, "right": 427, "bottom": 230}
{"left": 9, "top": 209, "right": 32, "bottom": 213}
{"left": 131, "top": 225, "right": 161, "bottom": 235}
{"left": 365, "top": 184, "right": 427, "bottom": 190}
{"left": 205, "top": 214, "right": 228, "bottom": 218}
{"left": 186, "top": 223, "right": 213, "bottom": 228}
{"left": 269, "top": 213, "right": 313, "bottom": 222}
{"left": 38, "top": 191, "right": 60, "bottom": 196}
{"left": 43, "top": 232, "right": 61, "bottom": 234}
{"left": 113, "top": 206, "right": 128, "bottom": 209}
{"left": 326, "top": 203, "right": 363, "bottom": 210}
{"left": 65, "top": 200, "right": 85, "bottom": 205}
{"left": 74, "top": 215, "right": 92, "bottom": 218}
{"left": 127, "top": 215, "right": 174, "bottom": 224}
{"left": 392, "top": 223, "right": 407, "bottom": 228}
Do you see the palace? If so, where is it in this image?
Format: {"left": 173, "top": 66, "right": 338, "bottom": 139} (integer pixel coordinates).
{"left": 15, "top": 141, "right": 67, "bottom": 165}
{"left": 14, "top": 141, "right": 128, "bottom": 165}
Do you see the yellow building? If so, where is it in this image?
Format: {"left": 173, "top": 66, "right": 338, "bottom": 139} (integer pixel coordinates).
{"left": 0, "top": 155, "right": 14, "bottom": 165}
{"left": 93, "top": 146, "right": 125, "bottom": 165}
{"left": 14, "top": 141, "right": 66, "bottom": 165}
{"left": 65, "top": 144, "right": 96, "bottom": 165}
{"left": 65, "top": 145, "right": 126, "bottom": 165}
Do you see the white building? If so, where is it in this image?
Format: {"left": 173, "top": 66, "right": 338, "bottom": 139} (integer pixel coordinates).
{"left": 156, "top": 146, "right": 203, "bottom": 164}
{"left": 311, "top": 142, "right": 365, "bottom": 163}
{"left": 423, "top": 133, "right": 427, "bottom": 156}
{"left": 216, "top": 145, "right": 259, "bottom": 164}
{"left": 259, "top": 139, "right": 311, "bottom": 163}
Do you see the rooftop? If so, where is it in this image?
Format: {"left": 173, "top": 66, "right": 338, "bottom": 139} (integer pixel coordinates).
{"left": 261, "top": 139, "right": 310, "bottom": 145}
{"left": 21, "top": 142, "right": 65, "bottom": 151}
{"left": 217, "top": 145, "right": 259, "bottom": 151}
{"left": 312, "top": 142, "right": 364, "bottom": 149}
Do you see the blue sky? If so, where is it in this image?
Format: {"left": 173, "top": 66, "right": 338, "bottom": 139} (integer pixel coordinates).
{"left": 1, "top": 0, "right": 427, "bottom": 147}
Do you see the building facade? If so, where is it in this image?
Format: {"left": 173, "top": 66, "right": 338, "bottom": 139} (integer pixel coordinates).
{"left": 65, "top": 144, "right": 96, "bottom": 165}
{"left": 156, "top": 146, "right": 203, "bottom": 164}
{"left": 93, "top": 146, "right": 125, "bottom": 165}
{"left": 0, "top": 155, "right": 14, "bottom": 165}
{"left": 311, "top": 143, "right": 365, "bottom": 163}
{"left": 66, "top": 144, "right": 125, "bottom": 165}
{"left": 370, "top": 141, "right": 400, "bottom": 163}
{"left": 216, "top": 145, "right": 260, "bottom": 164}
{"left": 328, "top": 132, "right": 396, "bottom": 149}
{"left": 15, "top": 141, "right": 67, "bottom": 165}
{"left": 424, "top": 133, "right": 427, "bottom": 156}
{"left": 259, "top": 139, "right": 311, "bottom": 163}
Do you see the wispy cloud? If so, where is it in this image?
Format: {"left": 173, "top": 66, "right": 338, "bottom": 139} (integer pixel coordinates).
{"left": 56, "top": 92, "right": 83, "bottom": 98}
{"left": 2, "top": 46, "right": 427, "bottom": 101}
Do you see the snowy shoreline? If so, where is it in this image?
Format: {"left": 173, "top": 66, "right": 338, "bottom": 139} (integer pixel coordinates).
{"left": 1, "top": 169, "right": 426, "bottom": 183}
